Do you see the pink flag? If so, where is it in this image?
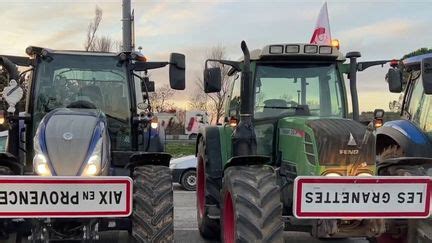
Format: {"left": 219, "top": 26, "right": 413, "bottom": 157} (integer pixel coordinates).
{"left": 310, "top": 2, "right": 332, "bottom": 45}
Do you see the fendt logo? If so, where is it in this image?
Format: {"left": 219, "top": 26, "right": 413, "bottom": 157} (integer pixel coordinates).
{"left": 339, "top": 149, "right": 359, "bottom": 155}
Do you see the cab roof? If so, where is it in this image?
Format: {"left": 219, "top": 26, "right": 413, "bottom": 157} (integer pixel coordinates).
{"left": 25, "top": 46, "right": 118, "bottom": 57}
{"left": 403, "top": 53, "right": 432, "bottom": 70}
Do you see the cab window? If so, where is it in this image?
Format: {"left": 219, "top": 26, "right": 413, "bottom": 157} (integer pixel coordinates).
{"left": 227, "top": 76, "right": 241, "bottom": 118}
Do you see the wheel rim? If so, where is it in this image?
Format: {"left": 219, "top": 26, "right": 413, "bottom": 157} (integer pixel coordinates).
{"left": 197, "top": 156, "right": 205, "bottom": 217}
{"left": 223, "top": 191, "right": 235, "bottom": 243}
{"left": 186, "top": 173, "right": 197, "bottom": 187}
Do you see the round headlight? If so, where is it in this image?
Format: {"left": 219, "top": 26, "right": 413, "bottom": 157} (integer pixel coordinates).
{"left": 357, "top": 172, "right": 373, "bottom": 176}
{"left": 82, "top": 155, "right": 101, "bottom": 176}
{"left": 151, "top": 122, "right": 158, "bottom": 129}
{"left": 325, "top": 172, "right": 342, "bottom": 177}
{"left": 33, "top": 154, "right": 51, "bottom": 176}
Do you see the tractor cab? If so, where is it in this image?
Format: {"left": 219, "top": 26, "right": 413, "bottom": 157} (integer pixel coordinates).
{"left": 31, "top": 51, "right": 133, "bottom": 151}
{"left": 0, "top": 46, "right": 185, "bottom": 173}
{"left": 378, "top": 53, "right": 432, "bottom": 157}
{"left": 232, "top": 44, "right": 348, "bottom": 121}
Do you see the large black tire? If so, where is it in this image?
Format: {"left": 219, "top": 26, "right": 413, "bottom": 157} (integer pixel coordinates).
{"left": 132, "top": 165, "right": 174, "bottom": 242}
{"left": 375, "top": 146, "right": 407, "bottom": 243}
{"left": 377, "top": 145, "right": 404, "bottom": 164}
{"left": 196, "top": 137, "right": 221, "bottom": 239}
{"left": 220, "top": 166, "right": 283, "bottom": 243}
{"left": 0, "top": 166, "right": 13, "bottom": 175}
{"left": 180, "top": 170, "right": 196, "bottom": 191}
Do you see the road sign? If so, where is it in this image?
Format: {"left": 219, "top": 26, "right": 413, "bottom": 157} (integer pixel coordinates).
{"left": 294, "top": 176, "right": 431, "bottom": 219}
{"left": 0, "top": 176, "right": 132, "bottom": 218}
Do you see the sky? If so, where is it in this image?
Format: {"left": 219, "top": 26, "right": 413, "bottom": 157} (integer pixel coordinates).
{"left": 0, "top": 0, "right": 431, "bottom": 112}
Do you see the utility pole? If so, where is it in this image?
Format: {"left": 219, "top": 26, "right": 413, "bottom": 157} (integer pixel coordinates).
{"left": 122, "top": 0, "right": 133, "bottom": 52}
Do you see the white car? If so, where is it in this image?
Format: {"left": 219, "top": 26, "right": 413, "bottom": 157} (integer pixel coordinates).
{"left": 169, "top": 155, "right": 197, "bottom": 191}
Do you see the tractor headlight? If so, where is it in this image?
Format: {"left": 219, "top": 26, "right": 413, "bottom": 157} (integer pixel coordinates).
{"left": 357, "top": 172, "right": 373, "bottom": 176}
{"left": 325, "top": 172, "right": 342, "bottom": 177}
{"left": 82, "top": 139, "right": 102, "bottom": 176}
{"left": 33, "top": 153, "right": 51, "bottom": 176}
{"left": 33, "top": 124, "right": 52, "bottom": 176}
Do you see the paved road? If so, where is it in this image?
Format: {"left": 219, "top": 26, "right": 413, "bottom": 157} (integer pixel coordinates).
{"left": 4, "top": 185, "right": 370, "bottom": 243}
{"left": 173, "top": 184, "right": 369, "bottom": 243}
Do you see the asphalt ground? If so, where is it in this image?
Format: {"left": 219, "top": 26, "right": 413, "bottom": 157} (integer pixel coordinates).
{"left": 2, "top": 184, "right": 370, "bottom": 243}
{"left": 172, "top": 184, "right": 368, "bottom": 243}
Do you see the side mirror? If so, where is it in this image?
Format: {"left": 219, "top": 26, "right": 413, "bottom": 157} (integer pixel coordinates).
{"left": 422, "top": 57, "right": 432, "bottom": 94}
{"left": 386, "top": 68, "right": 403, "bottom": 93}
{"left": 203, "top": 67, "right": 222, "bottom": 93}
{"left": 169, "top": 53, "right": 185, "bottom": 90}
{"left": 373, "top": 109, "right": 385, "bottom": 129}
{"left": 141, "top": 80, "right": 155, "bottom": 92}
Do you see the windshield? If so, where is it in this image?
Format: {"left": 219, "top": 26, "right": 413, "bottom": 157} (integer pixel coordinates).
{"left": 33, "top": 54, "right": 132, "bottom": 150}
{"left": 254, "top": 63, "right": 344, "bottom": 119}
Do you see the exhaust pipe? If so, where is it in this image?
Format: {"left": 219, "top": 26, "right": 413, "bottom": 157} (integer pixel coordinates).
{"left": 232, "top": 41, "right": 257, "bottom": 157}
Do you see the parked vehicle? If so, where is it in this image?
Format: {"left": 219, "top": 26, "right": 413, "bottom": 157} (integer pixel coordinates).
{"left": 170, "top": 155, "right": 197, "bottom": 191}
{"left": 185, "top": 111, "right": 209, "bottom": 140}
{"left": 376, "top": 53, "right": 432, "bottom": 243}
{"left": 0, "top": 45, "right": 185, "bottom": 242}
{"left": 196, "top": 40, "right": 392, "bottom": 241}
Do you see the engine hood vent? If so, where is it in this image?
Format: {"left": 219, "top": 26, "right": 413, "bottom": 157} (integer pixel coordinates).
{"left": 306, "top": 119, "right": 375, "bottom": 167}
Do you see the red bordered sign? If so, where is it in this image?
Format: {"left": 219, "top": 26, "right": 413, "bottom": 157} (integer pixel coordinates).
{"left": 0, "top": 176, "right": 132, "bottom": 218}
{"left": 294, "top": 176, "right": 431, "bottom": 219}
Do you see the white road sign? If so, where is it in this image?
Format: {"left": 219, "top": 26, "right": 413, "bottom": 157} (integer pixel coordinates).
{"left": 0, "top": 176, "right": 132, "bottom": 218}
{"left": 294, "top": 176, "right": 431, "bottom": 219}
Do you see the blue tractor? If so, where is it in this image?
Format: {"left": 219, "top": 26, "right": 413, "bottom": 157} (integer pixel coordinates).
{"left": 376, "top": 53, "right": 432, "bottom": 243}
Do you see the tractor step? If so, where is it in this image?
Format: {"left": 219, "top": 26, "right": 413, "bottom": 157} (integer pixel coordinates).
{"left": 206, "top": 204, "right": 220, "bottom": 220}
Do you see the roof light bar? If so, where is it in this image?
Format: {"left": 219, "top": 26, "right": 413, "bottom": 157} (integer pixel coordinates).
{"left": 285, "top": 45, "right": 300, "bottom": 53}
{"left": 269, "top": 45, "right": 284, "bottom": 54}
{"left": 319, "top": 46, "right": 332, "bottom": 54}
{"left": 304, "top": 45, "right": 318, "bottom": 54}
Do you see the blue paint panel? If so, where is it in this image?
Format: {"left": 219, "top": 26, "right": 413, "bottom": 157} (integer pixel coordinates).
{"left": 384, "top": 120, "right": 429, "bottom": 144}
{"left": 403, "top": 53, "right": 432, "bottom": 66}
{"left": 76, "top": 114, "right": 106, "bottom": 176}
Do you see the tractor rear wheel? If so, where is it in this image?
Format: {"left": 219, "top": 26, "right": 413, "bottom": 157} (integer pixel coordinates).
{"left": 196, "top": 137, "right": 221, "bottom": 239}
{"left": 221, "top": 165, "right": 283, "bottom": 243}
{"left": 132, "top": 165, "right": 174, "bottom": 242}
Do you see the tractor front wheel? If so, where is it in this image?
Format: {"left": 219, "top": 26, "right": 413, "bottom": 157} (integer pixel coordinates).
{"left": 221, "top": 165, "right": 283, "bottom": 243}
{"left": 375, "top": 146, "right": 407, "bottom": 243}
{"left": 132, "top": 165, "right": 174, "bottom": 242}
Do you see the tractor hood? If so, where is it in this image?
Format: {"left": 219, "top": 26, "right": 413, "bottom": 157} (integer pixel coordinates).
{"left": 34, "top": 108, "right": 109, "bottom": 176}
{"left": 277, "top": 116, "right": 375, "bottom": 170}
{"left": 305, "top": 118, "right": 375, "bottom": 167}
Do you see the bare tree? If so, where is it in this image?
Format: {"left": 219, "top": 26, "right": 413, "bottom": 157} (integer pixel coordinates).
{"left": 94, "top": 36, "right": 114, "bottom": 52}
{"left": 84, "top": 6, "right": 103, "bottom": 51}
{"left": 196, "top": 45, "right": 232, "bottom": 123}
{"left": 188, "top": 88, "right": 208, "bottom": 111}
{"left": 149, "top": 84, "right": 176, "bottom": 112}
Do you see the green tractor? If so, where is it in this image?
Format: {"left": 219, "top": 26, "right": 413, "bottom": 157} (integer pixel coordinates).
{"left": 196, "top": 41, "right": 391, "bottom": 242}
